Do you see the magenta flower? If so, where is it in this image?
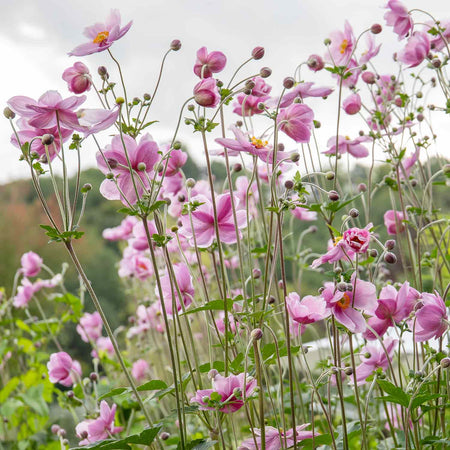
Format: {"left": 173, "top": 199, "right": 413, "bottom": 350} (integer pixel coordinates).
{"left": 76, "top": 401, "right": 122, "bottom": 445}
{"left": 307, "top": 54, "right": 325, "bottom": 72}
{"left": 342, "top": 223, "right": 373, "bottom": 253}
{"left": 20, "top": 251, "right": 43, "bottom": 277}
{"left": 384, "top": 210, "right": 406, "bottom": 235}
{"left": 414, "top": 292, "right": 448, "bottom": 342}
{"left": 249, "top": 76, "right": 272, "bottom": 97}
{"left": 398, "top": 32, "right": 430, "bottom": 68}
{"left": 193, "top": 78, "right": 221, "bottom": 108}
{"left": 47, "top": 352, "right": 82, "bottom": 387}
{"left": 158, "top": 263, "right": 194, "bottom": 317}
{"left": 97, "top": 133, "right": 160, "bottom": 205}
{"left": 286, "top": 293, "right": 327, "bottom": 335}
{"left": 190, "top": 373, "right": 257, "bottom": 413}
{"left": 277, "top": 103, "right": 314, "bottom": 143}
{"left": 194, "top": 47, "right": 227, "bottom": 78}
{"left": 69, "top": 9, "right": 132, "bottom": 56}
{"left": 131, "top": 359, "right": 150, "bottom": 382}
{"left": 364, "top": 281, "right": 419, "bottom": 340}
{"left": 239, "top": 424, "right": 315, "bottom": 450}
{"left": 322, "top": 277, "right": 377, "bottom": 333}
{"left": 342, "top": 93, "right": 362, "bottom": 115}
{"left": 62, "top": 62, "right": 92, "bottom": 94}
{"left": 324, "top": 135, "right": 370, "bottom": 158}
{"left": 355, "top": 337, "right": 397, "bottom": 384}
{"left": 76, "top": 312, "right": 103, "bottom": 343}
{"left": 160, "top": 145, "right": 188, "bottom": 177}
{"left": 384, "top": 0, "right": 413, "bottom": 40}
{"left": 102, "top": 216, "right": 139, "bottom": 241}
{"left": 179, "top": 193, "right": 247, "bottom": 247}
{"left": 328, "top": 20, "right": 355, "bottom": 66}
{"left": 8, "top": 90, "right": 86, "bottom": 130}
{"left": 273, "top": 82, "right": 333, "bottom": 108}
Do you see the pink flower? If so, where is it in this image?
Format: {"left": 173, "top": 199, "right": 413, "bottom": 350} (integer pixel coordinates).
{"left": 355, "top": 337, "right": 397, "bottom": 384}
{"left": 158, "top": 263, "right": 194, "bottom": 317}
{"left": 429, "top": 19, "right": 450, "bottom": 51}
{"left": 322, "top": 277, "right": 377, "bottom": 333}
{"left": 127, "top": 303, "right": 165, "bottom": 337}
{"left": 286, "top": 293, "right": 327, "bottom": 335}
{"left": 93, "top": 337, "right": 115, "bottom": 358}
{"left": 13, "top": 278, "right": 36, "bottom": 308}
{"left": 131, "top": 359, "right": 150, "bottom": 382}
{"left": 384, "top": 210, "right": 406, "bottom": 235}
{"left": 233, "top": 94, "right": 269, "bottom": 117}
{"left": 179, "top": 193, "right": 247, "bottom": 248}
{"left": 342, "top": 223, "right": 373, "bottom": 253}
{"left": 323, "top": 135, "right": 370, "bottom": 158}
{"left": 239, "top": 424, "right": 315, "bottom": 450}
{"left": 307, "top": 54, "right": 325, "bottom": 72}
{"left": 249, "top": 77, "right": 272, "bottom": 97}
{"left": 384, "top": 0, "right": 413, "bottom": 40}
{"left": 128, "top": 220, "right": 157, "bottom": 251}
{"left": 77, "top": 106, "right": 120, "bottom": 137}
{"left": 76, "top": 312, "right": 103, "bottom": 343}
{"left": 20, "top": 251, "right": 43, "bottom": 277}
{"left": 47, "top": 352, "right": 82, "bottom": 387}
{"left": 76, "top": 401, "right": 122, "bottom": 445}
{"left": 414, "top": 292, "right": 448, "bottom": 342}
{"left": 364, "top": 282, "right": 419, "bottom": 340}
{"left": 397, "top": 32, "right": 430, "bottom": 68}
{"left": 118, "top": 247, "right": 153, "bottom": 280}
{"left": 342, "top": 93, "right": 362, "bottom": 115}
{"left": 190, "top": 373, "right": 257, "bottom": 413}
{"left": 62, "top": 62, "right": 92, "bottom": 94}
{"left": 7, "top": 91, "right": 86, "bottom": 130}
{"left": 274, "top": 82, "right": 333, "bottom": 108}
{"left": 69, "top": 9, "right": 132, "bottom": 56}
{"left": 277, "top": 104, "right": 314, "bottom": 143}
{"left": 234, "top": 176, "right": 259, "bottom": 218}
{"left": 97, "top": 133, "right": 160, "bottom": 205}
{"left": 194, "top": 47, "right": 227, "bottom": 78}
{"left": 193, "top": 78, "right": 220, "bottom": 107}
{"left": 160, "top": 145, "right": 188, "bottom": 177}
{"left": 360, "top": 34, "right": 382, "bottom": 65}
{"left": 290, "top": 196, "right": 317, "bottom": 221}
{"left": 328, "top": 20, "right": 355, "bottom": 66}
{"left": 102, "top": 216, "right": 139, "bottom": 241}
{"left": 400, "top": 148, "right": 419, "bottom": 179}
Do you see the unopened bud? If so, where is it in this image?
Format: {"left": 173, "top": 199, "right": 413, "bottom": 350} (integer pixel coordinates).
{"left": 41, "top": 134, "right": 55, "bottom": 146}
{"left": 370, "top": 23, "right": 382, "bottom": 34}
{"left": 51, "top": 424, "right": 60, "bottom": 435}
{"left": 143, "top": 93, "right": 151, "bottom": 101}
{"left": 324, "top": 38, "right": 331, "bottom": 46}
{"left": 260, "top": 67, "right": 272, "bottom": 78}
{"left": 283, "top": 77, "right": 295, "bottom": 89}
{"left": 440, "top": 357, "right": 450, "bottom": 368}
{"left": 67, "top": 391, "right": 74, "bottom": 399}
{"left": 173, "top": 141, "right": 182, "bottom": 150}
{"left": 349, "top": 208, "right": 359, "bottom": 218}
{"left": 107, "top": 157, "right": 118, "bottom": 169}
{"left": 369, "top": 249, "right": 378, "bottom": 258}
{"left": 362, "top": 71, "right": 376, "bottom": 84}
{"left": 257, "top": 102, "right": 265, "bottom": 110}
{"left": 89, "top": 372, "right": 98, "bottom": 382}
{"left": 137, "top": 162, "right": 147, "bottom": 171}
{"left": 252, "top": 46, "right": 265, "bottom": 60}
{"left": 186, "top": 178, "right": 196, "bottom": 188}
{"left": 252, "top": 268, "right": 261, "bottom": 279}
{"left": 432, "top": 59, "right": 441, "bottom": 68}
{"left": 245, "top": 80, "right": 256, "bottom": 90}
{"left": 81, "top": 183, "right": 92, "bottom": 193}
{"left": 308, "top": 225, "right": 318, "bottom": 233}
{"left": 251, "top": 328, "right": 263, "bottom": 341}
{"left": 170, "top": 39, "right": 181, "bottom": 51}
{"left": 328, "top": 190, "right": 340, "bottom": 201}
{"left": 268, "top": 295, "right": 276, "bottom": 305}
{"left": 208, "top": 369, "right": 218, "bottom": 379}
{"left": 79, "top": 430, "right": 89, "bottom": 439}
{"left": 358, "top": 183, "right": 367, "bottom": 192}
{"left": 290, "top": 152, "right": 300, "bottom": 162}
{"left": 3, "top": 107, "right": 15, "bottom": 119}
{"left": 384, "top": 252, "right": 397, "bottom": 264}
{"left": 417, "top": 113, "right": 424, "bottom": 122}
{"left": 160, "top": 432, "right": 170, "bottom": 440}
{"left": 187, "top": 104, "right": 195, "bottom": 111}
{"left": 116, "top": 97, "right": 125, "bottom": 105}
{"left": 233, "top": 163, "right": 242, "bottom": 172}
{"left": 344, "top": 367, "right": 353, "bottom": 376}
{"left": 337, "top": 282, "right": 347, "bottom": 292}
{"left": 385, "top": 239, "right": 396, "bottom": 250}
{"left": 284, "top": 180, "right": 294, "bottom": 190}
{"left": 98, "top": 66, "right": 108, "bottom": 77}
{"left": 171, "top": 226, "right": 179, "bottom": 233}
{"left": 106, "top": 172, "right": 114, "bottom": 180}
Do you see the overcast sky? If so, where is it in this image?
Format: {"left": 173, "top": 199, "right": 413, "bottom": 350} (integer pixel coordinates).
{"left": 1, "top": 0, "right": 448, "bottom": 184}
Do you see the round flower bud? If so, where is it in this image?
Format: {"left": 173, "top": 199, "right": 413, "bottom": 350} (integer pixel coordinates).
{"left": 244, "top": 88, "right": 252, "bottom": 96}
{"left": 308, "top": 225, "right": 318, "bottom": 233}
{"left": 137, "top": 162, "right": 147, "bottom": 171}
{"left": 171, "top": 226, "right": 179, "bottom": 233}
{"left": 79, "top": 430, "right": 89, "bottom": 439}
{"left": 268, "top": 295, "right": 276, "bottom": 305}
{"left": 186, "top": 178, "right": 196, "bottom": 188}
{"left": 89, "top": 372, "right": 98, "bottom": 382}
{"left": 252, "top": 268, "right": 261, "bottom": 279}
{"left": 417, "top": 113, "right": 424, "bottom": 122}
{"left": 369, "top": 249, "right": 378, "bottom": 258}
{"left": 284, "top": 180, "right": 294, "bottom": 190}
{"left": 41, "top": 134, "right": 55, "bottom": 146}
{"left": 170, "top": 39, "right": 181, "bottom": 51}
{"left": 416, "top": 91, "right": 423, "bottom": 99}
{"left": 442, "top": 164, "right": 450, "bottom": 175}
{"left": 67, "top": 391, "right": 74, "bottom": 399}
{"left": 3, "top": 107, "right": 15, "bottom": 119}
{"left": 107, "top": 157, "right": 119, "bottom": 169}
{"left": 344, "top": 367, "right": 353, "bottom": 376}
{"left": 252, "top": 46, "right": 265, "bottom": 60}
{"left": 362, "top": 72, "right": 376, "bottom": 84}
{"left": 172, "top": 141, "right": 182, "bottom": 150}
{"left": 245, "top": 80, "right": 256, "bottom": 90}
{"left": 307, "top": 54, "right": 325, "bottom": 72}
{"left": 51, "top": 424, "right": 60, "bottom": 435}
{"left": 384, "top": 252, "right": 397, "bottom": 264}
{"left": 432, "top": 59, "right": 441, "bottom": 68}
{"left": 233, "top": 163, "right": 242, "bottom": 172}
{"left": 98, "top": 66, "right": 108, "bottom": 76}
{"left": 349, "top": 208, "right": 359, "bottom": 218}
{"left": 290, "top": 152, "right": 300, "bottom": 162}
{"left": 260, "top": 67, "right": 272, "bottom": 78}
{"left": 337, "top": 282, "right": 348, "bottom": 292}
{"left": 116, "top": 97, "right": 125, "bottom": 105}
{"left": 328, "top": 190, "right": 340, "bottom": 201}
{"left": 346, "top": 283, "right": 354, "bottom": 292}
{"left": 202, "top": 396, "right": 211, "bottom": 403}
{"left": 178, "top": 194, "right": 185, "bottom": 202}
{"left": 57, "top": 428, "right": 66, "bottom": 438}
{"left": 370, "top": 24, "right": 382, "bottom": 34}
{"left": 187, "top": 104, "right": 195, "bottom": 112}
{"left": 81, "top": 183, "right": 92, "bottom": 193}
{"left": 358, "top": 183, "right": 367, "bottom": 192}
{"left": 323, "top": 38, "right": 331, "bottom": 46}
{"left": 283, "top": 77, "right": 295, "bottom": 89}
{"left": 251, "top": 328, "right": 263, "bottom": 341}
{"left": 143, "top": 93, "right": 151, "bottom": 101}
{"left": 440, "top": 357, "right": 450, "bottom": 368}
{"left": 160, "top": 432, "right": 170, "bottom": 441}
{"left": 257, "top": 102, "right": 265, "bottom": 111}
{"left": 106, "top": 172, "right": 115, "bottom": 180}
{"left": 385, "top": 239, "right": 396, "bottom": 250}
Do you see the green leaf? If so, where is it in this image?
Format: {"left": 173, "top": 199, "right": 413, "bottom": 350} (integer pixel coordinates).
{"left": 376, "top": 379, "right": 410, "bottom": 407}
{"left": 137, "top": 380, "right": 167, "bottom": 391}
{"left": 411, "top": 393, "right": 443, "bottom": 410}
{"left": 179, "top": 439, "right": 218, "bottom": 450}
{"left": 98, "top": 387, "right": 129, "bottom": 400}
{"left": 182, "top": 299, "right": 233, "bottom": 315}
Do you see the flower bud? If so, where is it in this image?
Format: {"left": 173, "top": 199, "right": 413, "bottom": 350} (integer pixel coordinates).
{"left": 81, "top": 183, "right": 92, "bottom": 193}
{"left": 172, "top": 141, "right": 182, "bottom": 150}
{"left": 186, "top": 178, "right": 196, "bottom": 188}
{"left": 268, "top": 295, "right": 276, "bottom": 305}
{"left": 259, "top": 67, "right": 272, "bottom": 78}
{"left": 257, "top": 102, "right": 266, "bottom": 111}
{"left": 369, "top": 249, "right": 378, "bottom": 258}
{"left": 284, "top": 180, "right": 294, "bottom": 190}
{"left": 178, "top": 194, "right": 185, "bottom": 202}
{"left": 170, "top": 39, "right": 181, "bottom": 51}
{"left": 432, "top": 58, "right": 441, "bottom": 68}
{"left": 362, "top": 71, "right": 376, "bottom": 84}
{"left": 233, "top": 163, "right": 242, "bottom": 172}
{"left": 3, "top": 107, "right": 15, "bottom": 119}
{"left": 116, "top": 97, "right": 125, "bottom": 105}
{"left": 106, "top": 172, "right": 115, "bottom": 180}
{"left": 308, "top": 225, "right": 318, "bottom": 233}
{"left": 67, "top": 391, "right": 74, "bottom": 399}
{"left": 251, "top": 328, "right": 263, "bottom": 341}
{"left": 41, "top": 134, "right": 55, "bottom": 146}
{"left": 245, "top": 79, "right": 256, "bottom": 90}
{"left": 252, "top": 268, "right": 261, "bottom": 279}
{"left": 440, "top": 357, "right": 450, "bottom": 368}
{"left": 107, "top": 157, "right": 118, "bottom": 169}
{"left": 252, "top": 46, "right": 265, "bottom": 60}
{"left": 208, "top": 369, "right": 218, "bottom": 379}
{"left": 98, "top": 66, "right": 108, "bottom": 76}
{"left": 89, "top": 372, "right": 98, "bottom": 382}
{"left": 358, "top": 183, "right": 367, "bottom": 192}
{"left": 290, "top": 152, "right": 300, "bottom": 162}
{"left": 137, "top": 162, "right": 147, "bottom": 171}
{"left": 371, "top": 23, "right": 382, "bottom": 34}
{"left": 57, "top": 428, "right": 66, "bottom": 438}
{"left": 79, "top": 430, "right": 89, "bottom": 439}
{"left": 344, "top": 367, "right": 353, "bottom": 376}
{"left": 328, "top": 190, "right": 340, "bottom": 201}
{"left": 349, "top": 208, "right": 359, "bottom": 218}
{"left": 307, "top": 54, "right": 325, "bottom": 72}
{"left": 143, "top": 93, "right": 151, "bottom": 101}
{"left": 385, "top": 239, "right": 396, "bottom": 250}
{"left": 384, "top": 252, "right": 397, "bottom": 264}
{"left": 160, "top": 432, "right": 170, "bottom": 440}
{"left": 283, "top": 77, "right": 295, "bottom": 89}
{"left": 187, "top": 104, "right": 195, "bottom": 111}
{"left": 337, "top": 282, "right": 347, "bottom": 292}
{"left": 51, "top": 424, "right": 60, "bottom": 434}
{"left": 324, "top": 38, "right": 331, "bottom": 46}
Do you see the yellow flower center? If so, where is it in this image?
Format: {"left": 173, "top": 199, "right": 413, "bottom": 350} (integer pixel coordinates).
{"left": 93, "top": 31, "right": 109, "bottom": 44}
{"left": 340, "top": 39, "right": 349, "bottom": 54}
{"left": 251, "top": 136, "right": 268, "bottom": 149}
{"left": 345, "top": 135, "right": 351, "bottom": 140}
{"left": 333, "top": 236, "right": 343, "bottom": 246}
{"left": 337, "top": 292, "right": 351, "bottom": 310}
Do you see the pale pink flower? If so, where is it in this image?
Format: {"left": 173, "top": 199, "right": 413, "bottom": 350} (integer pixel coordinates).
{"left": 360, "top": 34, "right": 382, "bottom": 64}
{"left": 414, "top": 292, "right": 448, "bottom": 342}
{"left": 13, "top": 278, "right": 36, "bottom": 308}
{"left": 233, "top": 93, "right": 269, "bottom": 117}
{"left": 274, "top": 82, "right": 333, "bottom": 108}
{"left": 128, "top": 220, "right": 157, "bottom": 251}
{"left": 118, "top": 247, "right": 153, "bottom": 280}
{"left": 398, "top": 32, "right": 430, "bottom": 68}
{"left": 429, "top": 19, "right": 450, "bottom": 51}
{"left": 131, "top": 359, "right": 150, "bottom": 382}
{"left": 62, "top": 62, "right": 92, "bottom": 94}
{"left": 160, "top": 145, "right": 188, "bottom": 177}
{"left": 400, "top": 148, "right": 419, "bottom": 179}
{"left": 127, "top": 303, "right": 165, "bottom": 337}
{"left": 384, "top": 0, "right": 413, "bottom": 40}
{"left": 47, "top": 352, "right": 82, "bottom": 387}
{"left": 190, "top": 373, "right": 257, "bottom": 413}
{"left": 179, "top": 194, "right": 247, "bottom": 248}
{"left": 234, "top": 176, "right": 259, "bottom": 217}
{"left": 286, "top": 293, "right": 327, "bottom": 335}
{"left": 328, "top": 20, "right": 355, "bottom": 66}
{"left": 277, "top": 103, "right": 314, "bottom": 143}
{"left": 342, "top": 93, "right": 362, "bottom": 115}
{"left": 69, "top": 9, "right": 132, "bottom": 56}
{"left": 193, "top": 47, "right": 227, "bottom": 78}
{"left": 92, "top": 337, "right": 115, "bottom": 358}
{"left": 102, "top": 216, "right": 139, "bottom": 241}
{"left": 323, "top": 135, "right": 370, "bottom": 158}
{"left": 20, "top": 251, "right": 43, "bottom": 277}
{"left": 193, "top": 78, "right": 220, "bottom": 108}
{"left": 77, "top": 106, "right": 120, "bottom": 137}
{"left": 384, "top": 210, "right": 406, "bottom": 235}
{"left": 76, "top": 312, "right": 103, "bottom": 343}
